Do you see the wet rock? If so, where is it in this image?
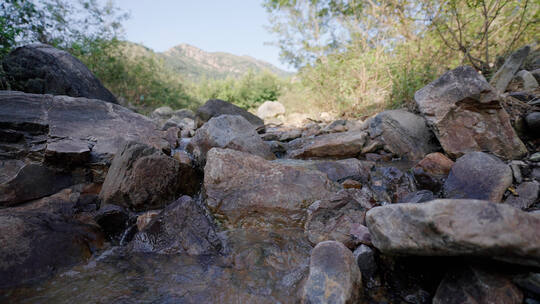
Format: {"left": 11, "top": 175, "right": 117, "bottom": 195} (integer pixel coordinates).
{"left": 305, "top": 189, "right": 373, "bottom": 248}
{"left": 187, "top": 114, "right": 275, "bottom": 165}
{"left": 490, "top": 45, "right": 530, "bottom": 92}
{"left": 196, "top": 99, "right": 264, "bottom": 131}
{"left": 287, "top": 130, "right": 367, "bottom": 159}
{"left": 396, "top": 190, "right": 434, "bottom": 204}
{"left": 131, "top": 196, "right": 224, "bottom": 255}
{"left": 301, "top": 241, "right": 362, "bottom": 304}
{"left": 370, "top": 166, "right": 416, "bottom": 203}
{"left": 100, "top": 141, "right": 200, "bottom": 212}
{"left": 364, "top": 110, "right": 438, "bottom": 161}
{"left": 353, "top": 244, "right": 378, "bottom": 282}
{"left": 444, "top": 152, "right": 512, "bottom": 202}
{"left": 366, "top": 199, "right": 540, "bottom": 265}
{"left": 204, "top": 148, "right": 339, "bottom": 229}
{"left": 415, "top": 66, "right": 527, "bottom": 159}
{"left": 433, "top": 266, "right": 523, "bottom": 304}
{"left": 505, "top": 181, "right": 539, "bottom": 210}
{"left": 257, "top": 101, "right": 286, "bottom": 119}
{"left": 0, "top": 211, "right": 103, "bottom": 288}
{"left": 0, "top": 163, "right": 72, "bottom": 207}
{"left": 94, "top": 204, "right": 130, "bottom": 241}
{"left": 526, "top": 112, "right": 540, "bottom": 132}
{"left": 2, "top": 44, "right": 117, "bottom": 103}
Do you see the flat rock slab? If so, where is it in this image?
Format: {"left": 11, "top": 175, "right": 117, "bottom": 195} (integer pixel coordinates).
{"left": 286, "top": 130, "right": 367, "bottom": 159}
{"left": 366, "top": 199, "right": 540, "bottom": 266}
{"left": 415, "top": 66, "right": 527, "bottom": 159}
{"left": 204, "top": 148, "right": 339, "bottom": 229}
{"left": 2, "top": 44, "right": 117, "bottom": 103}
{"left": 443, "top": 152, "right": 512, "bottom": 202}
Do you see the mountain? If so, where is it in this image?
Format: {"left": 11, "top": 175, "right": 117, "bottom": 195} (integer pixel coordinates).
{"left": 160, "top": 43, "right": 292, "bottom": 80}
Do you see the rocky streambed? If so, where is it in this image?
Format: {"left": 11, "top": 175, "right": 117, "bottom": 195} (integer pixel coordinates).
{"left": 1, "top": 44, "right": 540, "bottom": 303}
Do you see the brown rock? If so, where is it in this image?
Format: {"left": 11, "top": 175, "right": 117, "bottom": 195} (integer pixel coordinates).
{"left": 287, "top": 130, "right": 367, "bottom": 159}
{"left": 433, "top": 266, "right": 523, "bottom": 304}
{"left": 366, "top": 199, "right": 540, "bottom": 266}
{"left": 136, "top": 210, "right": 161, "bottom": 231}
{"left": 414, "top": 66, "right": 527, "bottom": 159}
{"left": 203, "top": 148, "right": 339, "bottom": 229}
{"left": 301, "top": 241, "right": 362, "bottom": 304}
{"left": 415, "top": 152, "right": 454, "bottom": 176}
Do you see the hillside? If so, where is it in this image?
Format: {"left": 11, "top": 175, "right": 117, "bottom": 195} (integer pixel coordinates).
{"left": 160, "top": 43, "right": 292, "bottom": 80}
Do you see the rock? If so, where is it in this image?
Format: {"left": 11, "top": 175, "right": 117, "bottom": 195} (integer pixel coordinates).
{"left": 276, "top": 158, "right": 373, "bottom": 183}
{"left": 131, "top": 196, "right": 224, "bottom": 255}
{"left": 305, "top": 189, "right": 372, "bottom": 248}
{"left": 257, "top": 101, "right": 286, "bottom": 119}
{"left": 287, "top": 130, "right": 367, "bottom": 159}
{"left": 513, "top": 272, "right": 540, "bottom": 297}
{"left": 532, "top": 69, "right": 540, "bottom": 83}
{"left": 415, "top": 152, "right": 454, "bottom": 175}
{"left": 510, "top": 161, "right": 524, "bottom": 183}
{"left": 353, "top": 244, "right": 377, "bottom": 282}
{"left": 396, "top": 190, "right": 434, "bottom": 204}
{"left": 173, "top": 109, "right": 196, "bottom": 120}
{"left": 526, "top": 112, "right": 540, "bottom": 132}
{"left": 285, "top": 112, "right": 310, "bottom": 127}
{"left": 136, "top": 210, "right": 160, "bottom": 231}
{"left": 443, "top": 152, "right": 512, "bottom": 202}
{"left": 0, "top": 163, "right": 72, "bottom": 207}
{"left": 2, "top": 44, "right": 117, "bottom": 103}
{"left": 151, "top": 106, "right": 173, "bottom": 120}
{"left": 342, "top": 179, "right": 363, "bottom": 189}
{"left": 187, "top": 114, "right": 275, "bottom": 165}
{"left": 196, "top": 99, "right": 264, "bottom": 131}
{"left": 505, "top": 181, "right": 539, "bottom": 210}
{"left": 433, "top": 266, "right": 523, "bottom": 304}
{"left": 164, "top": 126, "right": 180, "bottom": 149}
{"left": 301, "top": 241, "right": 362, "bottom": 304}
{"left": 94, "top": 204, "right": 130, "bottom": 242}
{"left": 203, "top": 148, "right": 339, "bottom": 229}
{"left": 366, "top": 199, "right": 540, "bottom": 265}
{"left": 364, "top": 110, "right": 438, "bottom": 161}
{"left": 515, "top": 70, "right": 539, "bottom": 90}
{"left": 531, "top": 153, "right": 540, "bottom": 162}
{"left": 415, "top": 66, "right": 527, "bottom": 159}
{"left": 99, "top": 141, "right": 200, "bottom": 212}
{"left": 490, "top": 45, "right": 531, "bottom": 92}
{"left": 0, "top": 211, "right": 103, "bottom": 288}
{"left": 370, "top": 166, "right": 417, "bottom": 203}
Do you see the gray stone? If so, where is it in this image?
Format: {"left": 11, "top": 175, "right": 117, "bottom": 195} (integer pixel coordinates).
{"left": 131, "top": 196, "right": 224, "bottom": 255}
{"left": 490, "top": 45, "right": 531, "bottom": 92}
{"left": 203, "top": 148, "right": 338, "bottom": 229}
{"left": 526, "top": 112, "right": 540, "bottom": 132}
{"left": 353, "top": 244, "right": 377, "bottom": 280}
{"left": 364, "top": 110, "right": 438, "bottom": 161}
{"left": 415, "top": 66, "right": 527, "bottom": 159}
{"left": 301, "top": 241, "right": 362, "bottom": 304}
{"left": 275, "top": 158, "right": 373, "bottom": 183}
{"left": 515, "top": 70, "right": 539, "bottom": 90}
{"left": 366, "top": 199, "right": 540, "bottom": 266}
{"left": 196, "top": 99, "right": 264, "bottom": 131}
{"left": 513, "top": 273, "right": 540, "bottom": 297}
{"left": 257, "top": 101, "right": 286, "bottom": 119}
{"left": 397, "top": 190, "right": 434, "bottom": 204}
{"left": 99, "top": 141, "right": 200, "bottom": 212}
{"left": 286, "top": 130, "right": 367, "bottom": 159}
{"left": 433, "top": 266, "right": 523, "bottom": 304}
{"left": 2, "top": 44, "right": 117, "bottom": 103}
{"left": 505, "top": 181, "right": 539, "bottom": 210}
{"left": 444, "top": 152, "right": 512, "bottom": 202}
{"left": 187, "top": 114, "right": 275, "bottom": 165}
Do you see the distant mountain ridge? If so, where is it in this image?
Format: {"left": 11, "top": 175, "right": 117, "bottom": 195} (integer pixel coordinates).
{"left": 160, "top": 43, "right": 292, "bottom": 80}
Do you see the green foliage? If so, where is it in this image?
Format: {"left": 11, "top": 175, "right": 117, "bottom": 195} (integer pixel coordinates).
{"left": 188, "top": 70, "right": 285, "bottom": 110}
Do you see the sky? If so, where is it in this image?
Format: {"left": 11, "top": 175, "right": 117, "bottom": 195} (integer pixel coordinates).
{"left": 113, "top": 0, "right": 295, "bottom": 72}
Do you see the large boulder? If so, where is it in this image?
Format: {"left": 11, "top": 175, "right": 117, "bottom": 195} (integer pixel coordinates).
{"left": 301, "top": 241, "right": 362, "bottom": 304}
{"left": 2, "top": 44, "right": 117, "bottom": 103}
{"left": 203, "top": 148, "right": 339, "bottom": 229}
{"left": 99, "top": 141, "right": 200, "bottom": 212}
{"left": 433, "top": 266, "right": 523, "bottom": 304}
{"left": 490, "top": 45, "right": 530, "bottom": 92}
{"left": 0, "top": 211, "right": 103, "bottom": 288}
{"left": 414, "top": 66, "right": 527, "bottom": 159}
{"left": 443, "top": 152, "right": 512, "bottom": 202}
{"left": 131, "top": 196, "right": 224, "bottom": 255}
{"left": 0, "top": 91, "right": 166, "bottom": 206}
{"left": 364, "top": 110, "right": 439, "bottom": 161}
{"left": 196, "top": 99, "right": 264, "bottom": 130}
{"left": 187, "top": 114, "right": 275, "bottom": 165}
{"left": 366, "top": 199, "right": 540, "bottom": 266}
{"left": 286, "top": 130, "right": 367, "bottom": 159}
{"left": 257, "top": 101, "right": 286, "bottom": 119}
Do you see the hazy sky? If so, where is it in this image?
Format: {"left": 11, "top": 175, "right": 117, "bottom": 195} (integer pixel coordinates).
{"left": 114, "top": 0, "right": 294, "bottom": 71}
